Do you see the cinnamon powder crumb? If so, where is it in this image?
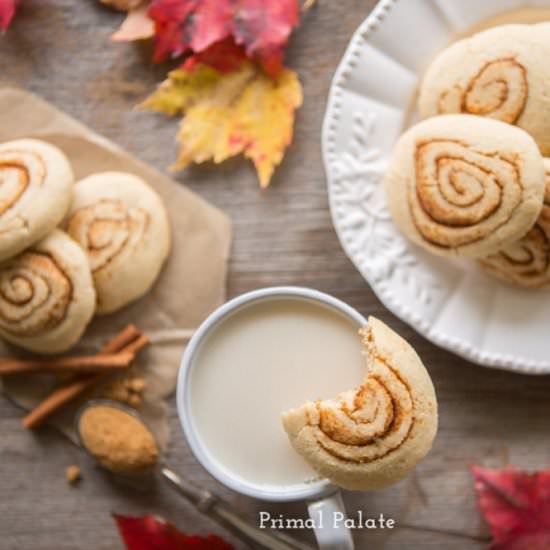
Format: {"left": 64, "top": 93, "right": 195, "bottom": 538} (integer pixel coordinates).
{"left": 66, "top": 465, "right": 81, "bottom": 485}
{"left": 79, "top": 405, "right": 159, "bottom": 473}
{"left": 96, "top": 374, "right": 146, "bottom": 409}
{"left": 128, "top": 378, "right": 146, "bottom": 393}
{"left": 128, "top": 394, "right": 142, "bottom": 408}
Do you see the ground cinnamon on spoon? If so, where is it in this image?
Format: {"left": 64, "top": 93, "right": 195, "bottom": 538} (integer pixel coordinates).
{"left": 78, "top": 405, "right": 159, "bottom": 473}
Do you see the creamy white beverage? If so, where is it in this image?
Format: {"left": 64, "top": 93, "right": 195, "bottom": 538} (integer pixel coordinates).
{"left": 189, "top": 297, "right": 366, "bottom": 489}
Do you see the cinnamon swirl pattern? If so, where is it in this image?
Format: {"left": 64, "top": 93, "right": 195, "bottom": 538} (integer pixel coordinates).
{"left": 437, "top": 59, "right": 527, "bottom": 124}
{"left": 65, "top": 172, "right": 171, "bottom": 314}
{"left": 481, "top": 160, "right": 550, "bottom": 287}
{"left": 0, "top": 230, "right": 96, "bottom": 353}
{"left": 384, "top": 115, "right": 545, "bottom": 258}
{"left": 419, "top": 24, "right": 550, "bottom": 155}
{"left": 282, "top": 317, "right": 437, "bottom": 491}
{"left": 0, "top": 139, "right": 73, "bottom": 261}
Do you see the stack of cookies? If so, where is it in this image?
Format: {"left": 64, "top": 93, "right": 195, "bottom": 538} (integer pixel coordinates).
{"left": 0, "top": 139, "right": 171, "bottom": 353}
{"left": 385, "top": 23, "right": 550, "bottom": 288}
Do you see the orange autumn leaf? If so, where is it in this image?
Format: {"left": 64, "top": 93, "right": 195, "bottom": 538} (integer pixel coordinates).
{"left": 142, "top": 60, "right": 303, "bottom": 188}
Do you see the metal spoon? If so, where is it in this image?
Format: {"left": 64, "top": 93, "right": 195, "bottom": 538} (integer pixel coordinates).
{"left": 75, "top": 400, "right": 315, "bottom": 550}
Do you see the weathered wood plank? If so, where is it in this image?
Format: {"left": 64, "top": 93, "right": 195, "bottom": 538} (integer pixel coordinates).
{"left": 1, "top": 1, "right": 548, "bottom": 549}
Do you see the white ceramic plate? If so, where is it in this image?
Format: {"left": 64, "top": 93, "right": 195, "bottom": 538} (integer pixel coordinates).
{"left": 322, "top": 0, "right": 550, "bottom": 374}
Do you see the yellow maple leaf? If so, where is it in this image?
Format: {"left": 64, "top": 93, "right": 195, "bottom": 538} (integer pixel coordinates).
{"left": 142, "top": 62, "right": 303, "bottom": 188}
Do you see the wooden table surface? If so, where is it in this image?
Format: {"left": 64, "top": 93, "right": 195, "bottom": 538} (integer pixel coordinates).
{"left": 2, "top": 1, "right": 550, "bottom": 549}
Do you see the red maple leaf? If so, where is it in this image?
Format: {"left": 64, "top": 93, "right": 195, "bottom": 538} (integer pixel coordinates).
{"left": 472, "top": 465, "right": 550, "bottom": 549}
{"left": 148, "top": 0, "right": 299, "bottom": 76}
{"left": 182, "top": 37, "right": 247, "bottom": 73}
{"left": 0, "top": 0, "right": 19, "bottom": 32}
{"left": 113, "top": 514, "right": 234, "bottom": 550}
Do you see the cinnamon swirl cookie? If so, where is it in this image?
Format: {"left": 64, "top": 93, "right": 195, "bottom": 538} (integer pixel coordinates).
{"left": 384, "top": 115, "right": 545, "bottom": 258}
{"left": 480, "top": 159, "right": 550, "bottom": 287}
{"left": 0, "top": 230, "right": 96, "bottom": 353}
{"left": 418, "top": 24, "right": 550, "bottom": 155}
{"left": 65, "top": 172, "right": 171, "bottom": 314}
{"left": 282, "top": 317, "right": 437, "bottom": 491}
{"left": 0, "top": 139, "right": 73, "bottom": 262}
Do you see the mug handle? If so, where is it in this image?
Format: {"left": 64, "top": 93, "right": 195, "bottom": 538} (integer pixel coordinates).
{"left": 307, "top": 490, "right": 355, "bottom": 549}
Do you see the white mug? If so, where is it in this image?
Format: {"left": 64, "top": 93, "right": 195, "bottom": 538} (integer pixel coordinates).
{"left": 177, "top": 287, "right": 365, "bottom": 549}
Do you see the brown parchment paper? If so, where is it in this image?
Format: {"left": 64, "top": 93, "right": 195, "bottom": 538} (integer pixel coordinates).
{"left": 0, "top": 88, "right": 232, "bottom": 448}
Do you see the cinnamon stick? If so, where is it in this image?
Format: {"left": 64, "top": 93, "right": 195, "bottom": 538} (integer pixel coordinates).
{"left": 22, "top": 325, "right": 148, "bottom": 430}
{"left": 117, "top": 333, "right": 149, "bottom": 356}
{"left": 0, "top": 352, "right": 134, "bottom": 376}
{"left": 101, "top": 324, "right": 141, "bottom": 354}
{"left": 22, "top": 377, "right": 100, "bottom": 430}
